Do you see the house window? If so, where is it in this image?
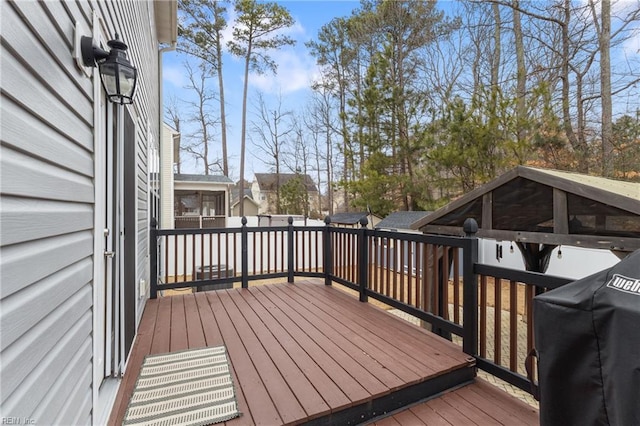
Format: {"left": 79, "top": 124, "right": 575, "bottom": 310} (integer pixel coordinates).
{"left": 175, "top": 191, "right": 225, "bottom": 217}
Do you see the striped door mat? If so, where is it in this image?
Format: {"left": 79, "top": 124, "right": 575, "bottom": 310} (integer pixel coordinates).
{"left": 123, "top": 346, "right": 240, "bottom": 426}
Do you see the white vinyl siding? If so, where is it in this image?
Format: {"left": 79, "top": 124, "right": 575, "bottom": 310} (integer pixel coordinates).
{"left": 0, "top": 0, "right": 162, "bottom": 423}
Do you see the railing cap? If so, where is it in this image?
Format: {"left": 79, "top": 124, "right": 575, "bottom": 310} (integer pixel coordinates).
{"left": 463, "top": 218, "right": 479, "bottom": 236}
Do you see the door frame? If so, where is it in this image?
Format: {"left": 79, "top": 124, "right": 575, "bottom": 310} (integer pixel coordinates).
{"left": 91, "top": 13, "right": 124, "bottom": 423}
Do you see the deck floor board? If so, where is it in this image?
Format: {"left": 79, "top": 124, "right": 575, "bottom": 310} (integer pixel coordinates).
{"left": 242, "top": 286, "right": 352, "bottom": 411}
{"left": 219, "top": 289, "right": 307, "bottom": 424}
{"left": 300, "top": 284, "right": 468, "bottom": 374}
{"left": 251, "top": 285, "right": 372, "bottom": 405}
{"left": 271, "top": 285, "right": 413, "bottom": 388}
{"left": 229, "top": 289, "right": 331, "bottom": 419}
{"left": 109, "top": 280, "right": 500, "bottom": 425}
{"left": 206, "top": 290, "right": 283, "bottom": 425}
{"left": 169, "top": 295, "right": 188, "bottom": 352}
{"left": 258, "top": 285, "right": 391, "bottom": 397}
{"left": 370, "top": 379, "right": 538, "bottom": 426}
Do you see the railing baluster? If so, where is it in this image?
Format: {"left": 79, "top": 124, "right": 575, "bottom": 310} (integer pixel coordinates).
{"left": 260, "top": 231, "right": 264, "bottom": 276}
{"left": 480, "top": 275, "right": 487, "bottom": 358}
{"left": 400, "top": 239, "right": 405, "bottom": 304}
{"left": 357, "top": 218, "right": 368, "bottom": 302}
{"left": 252, "top": 230, "right": 256, "bottom": 275}
{"left": 442, "top": 247, "right": 449, "bottom": 320}
{"left": 415, "top": 242, "right": 422, "bottom": 310}
{"left": 392, "top": 238, "right": 398, "bottom": 300}
{"left": 370, "top": 235, "right": 376, "bottom": 293}
{"left": 407, "top": 241, "right": 413, "bottom": 307}
{"left": 510, "top": 280, "right": 518, "bottom": 372}
{"left": 208, "top": 233, "right": 213, "bottom": 279}
{"left": 182, "top": 233, "right": 187, "bottom": 283}
{"left": 432, "top": 244, "right": 439, "bottom": 316}
{"left": 241, "top": 217, "right": 248, "bottom": 288}
{"left": 191, "top": 232, "right": 196, "bottom": 283}
{"left": 323, "top": 218, "right": 332, "bottom": 285}
{"left": 287, "top": 217, "right": 294, "bottom": 283}
{"left": 166, "top": 233, "right": 175, "bottom": 283}
{"left": 200, "top": 231, "right": 204, "bottom": 283}
{"left": 423, "top": 244, "right": 429, "bottom": 313}
{"left": 280, "top": 229, "right": 285, "bottom": 273}
{"left": 453, "top": 248, "right": 460, "bottom": 324}
{"left": 495, "top": 277, "right": 502, "bottom": 365}
{"left": 267, "top": 229, "right": 271, "bottom": 274}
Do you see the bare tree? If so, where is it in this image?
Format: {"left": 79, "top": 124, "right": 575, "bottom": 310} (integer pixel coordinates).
{"left": 182, "top": 61, "right": 222, "bottom": 175}
{"left": 305, "top": 88, "right": 337, "bottom": 215}
{"left": 165, "top": 96, "right": 183, "bottom": 174}
{"left": 250, "top": 92, "right": 293, "bottom": 213}
{"left": 178, "top": 0, "right": 230, "bottom": 176}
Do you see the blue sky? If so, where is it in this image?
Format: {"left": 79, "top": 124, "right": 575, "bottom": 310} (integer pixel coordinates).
{"left": 163, "top": 1, "right": 362, "bottom": 179}
{"left": 163, "top": 0, "right": 640, "bottom": 180}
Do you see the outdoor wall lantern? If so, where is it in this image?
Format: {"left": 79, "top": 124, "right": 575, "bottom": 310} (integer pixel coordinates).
{"left": 81, "top": 34, "right": 137, "bottom": 104}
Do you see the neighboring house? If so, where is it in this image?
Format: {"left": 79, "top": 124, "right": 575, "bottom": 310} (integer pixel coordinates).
{"left": 230, "top": 188, "right": 259, "bottom": 217}
{"left": 329, "top": 212, "right": 382, "bottom": 229}
{"left": 172, "top": 174, "right": 233, "bottom": 228}
{"left": 252, "top": 173, "right": 320, "bottom": 216}
{"left": 159, "top": 124, "right": 233, "bottom": 228}
{"left": 376, "top": 211, "right": 431, "bottom": 233}
{"left": 0, "top": 1, "right": 177, "bottom": 424}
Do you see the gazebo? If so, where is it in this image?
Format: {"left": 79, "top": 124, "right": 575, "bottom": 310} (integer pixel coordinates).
{"left": 412, "top": 166, "right": 640, "bottom": 272}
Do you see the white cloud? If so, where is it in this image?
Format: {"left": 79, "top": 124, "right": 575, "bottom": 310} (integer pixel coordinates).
{"left": 247, "top": 47, "right": 318, "bottom": 94}
{"left": 163, "top": 65, "right": 187, "bottom": 88}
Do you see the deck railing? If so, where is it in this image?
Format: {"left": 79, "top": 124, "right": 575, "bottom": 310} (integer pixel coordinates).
{"left": 150, "top": 216, "right": 572, "bottom": 397}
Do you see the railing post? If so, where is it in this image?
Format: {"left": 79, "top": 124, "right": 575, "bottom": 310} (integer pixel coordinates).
{"left": 241, "top": 217, "right": 249, "bottom": 288}
{"left": 287, "top": 216, "right": 295, "bottom": 283}
{"left": 150, "top": 218, "right": 158, "bottom": 299}
{"left": 358, "top": 217, "right": 369, "bottom": 302}
{"left": 462, "top": 218, "right": 479, "bottom": 357}
{"left": 323, "top": 216, "right": 332, "bottom": 286}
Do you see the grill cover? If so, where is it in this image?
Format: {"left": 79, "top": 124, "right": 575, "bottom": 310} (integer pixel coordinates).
{"left": 534, "top": 250, "right": 640, "bottom": 425}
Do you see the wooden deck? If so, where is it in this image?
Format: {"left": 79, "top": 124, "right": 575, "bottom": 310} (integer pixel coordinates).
{"left": 369, "top": 379, "right": 539, "bottom": 425}
{"left": 109, "top": 280, "right": 490, "bottom": 425}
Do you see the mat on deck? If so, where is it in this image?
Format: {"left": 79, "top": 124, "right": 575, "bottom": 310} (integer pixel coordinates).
{"left": 123, "top": 346, "right": 240, "bottom": 426}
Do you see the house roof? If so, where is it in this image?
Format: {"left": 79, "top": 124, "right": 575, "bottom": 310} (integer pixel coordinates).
{"left": 412, "top": 166, "right": 640, "bottom": 252}
{"left": 155, "top": 1, "right": 178, "bottom": 44}
{"left": 174, "top": 174, "right": 233, "bottom": 184}
{"left": 376, "top": 211, "right": 431, "bottom": 231}
{"left": 254, "top": 173, "right": 318, "bottom": 192}
{"left": 231, "top": 188, "right": 254, "bottom": 203}
{"left": 329, "top": 212, "right": 370, "bottom": 225}
{"left": 231, "top": 195, "right": 259, "bottom": 209}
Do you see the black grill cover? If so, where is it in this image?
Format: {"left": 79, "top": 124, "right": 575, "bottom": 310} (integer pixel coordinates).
{"left": 533, "top": 250, "right": 640, "bottom": 426}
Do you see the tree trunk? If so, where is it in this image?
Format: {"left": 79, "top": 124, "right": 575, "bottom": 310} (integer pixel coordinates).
{"left": 560, "top": 0, "right": 583, "bottom": 171}
{"left": 217, "top": 37, "right": 229, "bottom": 177}
{"left": 239, "top": 48, "right": 251, "bottom": 218}
{"left": 599, "top": 0, "right": 613, "bottom": 176}
{"left": 513, "top": 0, "right": 527, "bottom": 159}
